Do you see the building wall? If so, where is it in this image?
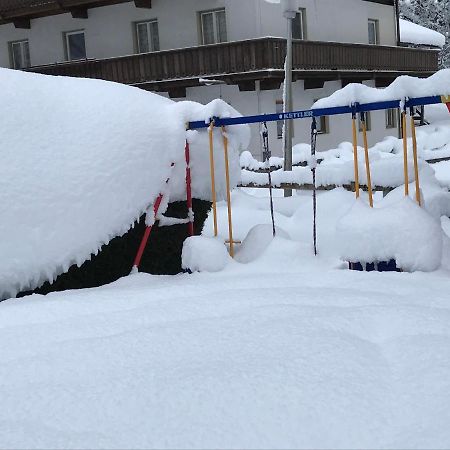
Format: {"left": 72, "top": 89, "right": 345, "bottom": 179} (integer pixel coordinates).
{"left": 0, "top": 0, "right": 399, "bottom": 157}
{"left": 0, "top": 0, "right": 396, "bottom": 67}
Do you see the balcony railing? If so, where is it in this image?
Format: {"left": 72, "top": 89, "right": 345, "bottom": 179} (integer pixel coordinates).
{"left": 28, "top": 38, "right": 438, "bottom": 91}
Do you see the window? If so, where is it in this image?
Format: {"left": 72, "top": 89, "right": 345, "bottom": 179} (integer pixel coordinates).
{"left": 65, "top": 30, "right": 86, "bottom": 61}
{"left": 276, "top": 100, "right": 283, "bottom": 139}
{"left": 386, "top": 108, "right": 398, "bottom": 129}
{"left": 293, "top": 8, "right": 307, "bottom": 40}
{"left": 359, "top": 112, "right": 371, "bottom": 132}
{"left": 313, "top": 99, "right": 328, "bottom": 134}
{"left": 200, "top": 8, "right": 227, "bottom": 45}
{"left": 136, "top": 20, "right": 160, "bottom": 53}
{"left": 368, "top": 19, "right": 379, "bottom": 45}
{"left": 9, "top": 40, "right": 30, "bottom": 69}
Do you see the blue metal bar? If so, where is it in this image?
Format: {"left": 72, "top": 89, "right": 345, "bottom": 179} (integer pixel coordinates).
{"left": 188, "top": 95, "right": 445, "bottom": 129}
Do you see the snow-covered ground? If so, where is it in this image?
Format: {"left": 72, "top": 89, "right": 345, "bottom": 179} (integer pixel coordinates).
{"left": 2, "top": 70, "right": 450, "bottom": 449}
{"left": 1, "top": 186, "right": 450, "bottom": 449}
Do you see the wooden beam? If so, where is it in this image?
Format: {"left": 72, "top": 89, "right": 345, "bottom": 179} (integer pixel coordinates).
{"left": 70, "top": 7, "right": 88, "bottom": 18}
{"left": 13, "top": 18, "right": 30, "bottom": 29}
{"left": 238, "top": 80, "right": 255, "bottom": 92}
{"left": 375, "top": 77, "right": 394, "bottom": 88}
{"left": 168, "top": 87, "right": 186, "bottom": 98}
{"left": 303, "top": 78, "right": 326, "bottom": 90}
{"left": 134, "top": 0, "right": 152, "bottom": 8}
{"left": 260, "top": 78, "right": 283, "bottom": 91}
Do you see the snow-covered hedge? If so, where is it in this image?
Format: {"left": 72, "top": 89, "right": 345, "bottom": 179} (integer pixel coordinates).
{"left": 0, "top": 69, "right": 249, "bottom": 298}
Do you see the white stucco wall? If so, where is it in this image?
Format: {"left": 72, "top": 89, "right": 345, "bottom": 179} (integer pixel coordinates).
{"left": 258, "top": 0, "right": 396, "bottom": 46}
{"left": 0, "top": 0, "right": 399, "bottom": 158}
{"left": 0, "top": 0, "right": 397, "bottom": 67}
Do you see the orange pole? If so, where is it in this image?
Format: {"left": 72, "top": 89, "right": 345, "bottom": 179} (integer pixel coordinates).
{"left": 221, "top": 126, "right": 235, "bottom": 257}
{"left": 402, "top": 110, "right": 409, "bottom": 197}
{"left": 409, "top": 111, "right": 421, "bottom": 206}
{"left": 361, "top": 114, "right": 373, "bottom": 208}
{"left": 208, "top": 122, "right": 218, "bottom": 236}
{"left": 352, "top": 115, "right": 360, "bottom": 199}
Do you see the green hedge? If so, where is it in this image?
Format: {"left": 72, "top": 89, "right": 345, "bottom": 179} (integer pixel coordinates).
{"left": 18, "top": 199, "right": 211, "bottom": 297}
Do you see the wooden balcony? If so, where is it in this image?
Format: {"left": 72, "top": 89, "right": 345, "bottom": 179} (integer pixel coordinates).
{"left": 28, "top": 37, "right": 439, "bottom": 97}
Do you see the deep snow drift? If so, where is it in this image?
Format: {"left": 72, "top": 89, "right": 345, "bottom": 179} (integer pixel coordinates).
{"left": 1, "top": 185, "right": 450, "bottom": 449}
{"left": 0, "top": 69, "right": 249, "bottom": 298}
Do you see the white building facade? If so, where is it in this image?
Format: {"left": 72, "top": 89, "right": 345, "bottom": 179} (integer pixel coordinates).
{"left": 0, "top": 0, "right": 438, "bottom": 156}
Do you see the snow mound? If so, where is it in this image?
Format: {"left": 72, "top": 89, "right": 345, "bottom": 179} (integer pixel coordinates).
{"left": 182, "top": 236, "right": 231, "bottom": 272}
{"left": 313, "top": 70, "right": 450, "bottom": 109}
{"left": 400, "top": 18, "right": 446, "bottom": 48}
{"left": 337, "top": 198, "right": 443, "bottom": 272}
{"left": 235, "top": 224, "right": 290, "bottom": 263}
{"left": 0, "top": 69, "right": 249, "bottom": 298}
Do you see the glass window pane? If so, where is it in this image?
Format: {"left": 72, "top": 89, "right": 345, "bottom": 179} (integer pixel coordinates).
{"left": 68, "top": 32, "right": 86, "bottom": 60}
{"left": 150, "top": 21, "right": 160, "bottom": 51}
{"left": 23, "top": 41, "right": 30, "bottom": 67}
{"left": 201, "top": 12, "right": 215, "bottom": 44}
{"left": 11, "top": 42, "right": 22, "bottom": 68}
{"left": 137, "top": 23, "right": 149, "bottom": 53}
{"left": 216, "top": 10, "right": 227, "bottom": 43}
{"left": 368, "top": 21, "right": 377, "bottom": 44}
{"left": 293, "top": 12, "right": 304, "bottom": 39}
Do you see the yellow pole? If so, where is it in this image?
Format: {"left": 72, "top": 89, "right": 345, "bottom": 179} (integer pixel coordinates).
{"left": 352, "top": 115, "right": 360, "bottom": 199}
{"left": 361, "top": 114, "right": 374, "bottom": 208}
{"left": 402, "top": 110, "right": 409, "bottom": 197}
{"left": 221, "top": 126, "right": 235, "bottom": 258}
{"left": 208, "top": 122, "right": 218, "bottom": 236}
{"left": 409, "top": 111, "right": 421, "bottom": 206}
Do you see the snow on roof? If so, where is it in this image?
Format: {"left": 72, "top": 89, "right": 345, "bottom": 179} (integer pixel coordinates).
{"left": 0, "top": 69, "right": 249, "bottom": 298}
{"left": 400, "top": 18, "right": 446, "bottom": 48}
{"left": 312, "top": 69, "right": 450, "bottom": 109}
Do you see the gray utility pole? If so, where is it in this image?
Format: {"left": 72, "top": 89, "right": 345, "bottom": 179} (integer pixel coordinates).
{"left": 283, "top": 1, "right": 296, "bottom": 198}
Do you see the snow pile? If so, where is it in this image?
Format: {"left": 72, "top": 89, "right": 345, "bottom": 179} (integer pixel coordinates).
{"left": 181, "top": 236, "right": 231, "bottom": 272}
{"left": 400, "top": 18, "right": 446, "bottom": 48}
{"left": 313, "top": 70, "right": 450, "bottom": 108}
{"left": 337, "top": 198, "right": 443, "bottom": 272}
{"left": 0, "top": 69, "right": 249, "bottom": 298}
{"left": 234, "top": 224, "right": 289, "bottom": 263}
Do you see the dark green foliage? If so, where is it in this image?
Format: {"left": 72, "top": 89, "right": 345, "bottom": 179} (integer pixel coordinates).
{"left": 17, "top": 199, "right": 211, "bottom": 298}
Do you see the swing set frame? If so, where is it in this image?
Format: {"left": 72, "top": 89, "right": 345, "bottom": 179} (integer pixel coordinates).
{"left": 187, "top": 94, "right": 450, "bottom": 257}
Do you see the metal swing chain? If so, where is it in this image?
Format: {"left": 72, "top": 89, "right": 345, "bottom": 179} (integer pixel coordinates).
{"left": 311, "top": 117, "right": 318, "bottom": 256}
{"left": 262, "top": 121, "right": 276, "bottom": 237}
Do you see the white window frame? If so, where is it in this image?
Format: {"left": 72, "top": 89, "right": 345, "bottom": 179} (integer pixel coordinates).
{"left": 293, "top": 8, "right": 307, "bottom": 40}
{"left": 135, "top": 19, "right": 160, "bottom": 53}
{"left": 64, "top": 30, "right": 86, "bottom": 61}
{"left": 199, "top": 8, "right": 227, "bottom": 45}
{"left": 368, "top": 19, "right": 379, "bottom": 45}
{"left": 9, "top": 39, "right": 30, "bottom": 69}
{"left": 385, "top": 108, "right": 398, "bottom": 129}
